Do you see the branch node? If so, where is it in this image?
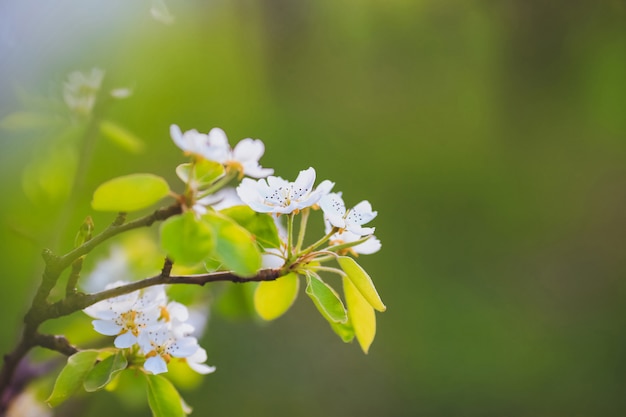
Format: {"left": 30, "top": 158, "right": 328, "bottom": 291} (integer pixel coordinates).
{"left": 112, "top": 212, "right": 127, "bottom": 226}
{"left": 161, "top": 258, "right": 173, "bottom": 278}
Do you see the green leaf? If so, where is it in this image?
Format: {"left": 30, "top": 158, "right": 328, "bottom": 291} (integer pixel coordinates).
{"left": 83, "top": 350, "right": 128, "bottom": 392}
{"left": 337, "top": 256, "right": 386, "bottom": 312}
{"left": 92, "top": 173, "right": 170, "bottom": 212}
{"left": 145, "top": 374, "right": 186, "bottom": 417}
{"left": 175, "top": 160, "right": 224, "bottom": 186}
{"left": 160, "top": 211, "right": 215, "bottom": 266}
{"left": 46, "top": 350, "right": 99, "bottom": 407}
{"left": 99, "top": 120, "right": 145, "bottom": 153}
{"left": 220, "top": 205, "right": 281, "bottom": 249}
{"left": 204, "top": 212, "right": 261, "bottom": 277}
{"left": 330, "top": 320, "right": 355, "bottom": 343}
{"left": 305, "top": 274, "right": 347, "bottom": 324}
{"left": 215, "top": 284, "right": 256, "bottom": 320}
{"left": 254, "top": 272, "right": 299, "bottom": 320}
{"left": 343, "top": 277, "right": 376, "bottom": 354}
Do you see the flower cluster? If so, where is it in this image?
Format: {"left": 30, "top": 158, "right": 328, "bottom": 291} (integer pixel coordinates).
{"left": 170, "top": 125, "right": 380, "bottom": 256}
{"left": 84, "top": 282, "right": 215, "bottom": 375}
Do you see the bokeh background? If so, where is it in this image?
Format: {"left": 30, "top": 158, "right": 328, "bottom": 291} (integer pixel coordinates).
{"left": 1, "top": 0, "right": 626, "bottom": 416}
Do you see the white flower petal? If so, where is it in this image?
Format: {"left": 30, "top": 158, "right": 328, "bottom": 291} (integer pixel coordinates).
{"left": 188, "top": 362, "right": 216, "bottom": 375}
{"left": 144, "top": 356, "right": 168, "bottom": 375}
{"left": 353, "top": 235, "right": 382, "bottom": 254}
{"left": 233, "top": 138, "right": 265, "bottom": 162}
{"left": 114, "top": 332, "right": 137, "bottom": 348}
{"left": 92, "top": 320, "right": 122, "bottom": 336}
{"left": 320, "top": 193, "right": 346, "bottom": 228}
{"left": 290, "top": 168, "right": 316, "bottom": 200}
{"left": 170, "top": 337, "right": 200, "bottom": 358}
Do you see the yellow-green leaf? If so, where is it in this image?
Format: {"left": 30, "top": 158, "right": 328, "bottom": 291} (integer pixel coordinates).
{"left": 305, "top": 274, "right": 347, "bottom": 323}
{"left": 337, "top": 256, "right": 386, "bottom": 312}
{"left": 83, "top": 350, "right": 128, "bottom": 392}
{"left": 46, "top": 350, "right": 99, "bottom": 407}
{"left": 92, "top": 173, "right": 170, "bottom": 212}
{"left": 221, "top": 206, "right": 281, "bottom": 249}
{"left": 343, "top": 277, "right": 376, "bottom": 354}
{"left": 145, "top": 374, "right": 186, "bottom": 417}
{"left": 99, "top": 120, "right": 145, "bottom": 154}
{"left": 175, "top": 160, "right": 224, "bottom": 186}
{"left": 254, "top": 272, "right": 299, "bottom": 320}
{"left": 204, "top": 212, "right": 261, "bottom": 277}
{"left": 160, "top": 212, "right": 215, "bottom": 266}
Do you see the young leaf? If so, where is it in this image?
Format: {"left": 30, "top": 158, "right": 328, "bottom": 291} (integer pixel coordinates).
{"left": 305, "top": 274, "right": 347, "bottom": 324}
{"left": 330, "top": 319, "right": 356, "bottom": 343}
{"left": 220, "top": 206, "right": 281, "bottom": 248}
{"left": 92, "top": 173, "right": 170, "bottom": 212}
{"left": 84, "top": 350, "right": 128, "bottom": 392}
{"left": 160, "top": 212, "right": 215, "bottom": 266}
{"left": 203, "top": 212, "right": 261, "bottom": 277}
{"left": 254, "top": 272, "right": 299, "bottom": 320}
{"left": 46, "top": 350, "right": 99, "bottom": 407}
{"left": 145, "top": 374, "right": 186, "bottom": 417}
{"left": 99, "top": 120, "right": 145, "bottom": 154}
{"left": 175, "top": 160, "right": 224, "bottom": 186}
{"left": 337, "top": 256, "right": 386, "bottom": 312}
{"left": 343, "top": 277, "right": 376, "bottom": 354}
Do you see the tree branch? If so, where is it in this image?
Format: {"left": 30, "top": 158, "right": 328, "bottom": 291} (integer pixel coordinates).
{"left": 52, "top": 268, "right": 283, "bottom": 319}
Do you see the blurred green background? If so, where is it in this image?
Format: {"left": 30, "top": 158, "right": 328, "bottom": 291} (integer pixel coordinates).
{"left": 1, "top": 0, "right": 626, "bottom": 416}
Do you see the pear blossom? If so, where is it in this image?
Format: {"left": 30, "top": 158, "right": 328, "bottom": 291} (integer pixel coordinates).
{"left": 170, "top": 125, "right": 273, "bottom": 178}
{"left": 185, "top": 347, "right": 217, "bottom": 375}
{"left": 170, "top": 125, "right": 211, "bottom": 159}
{"left": 328, "top": 229, "right": 382, "bottom": 255}
{"left": 63, "top": 68, "right": 105, "bottom": 115}
{"left": 192, "top": 187, "right": 243, "bottom": 216}
{"left": 138, "top": 328, "right": 201, "bottom": 375}
{"left": 83, "top": 282, "right": 163, "bottom": 348}
{"left": 320, "top": 192, "right": 377, "bottom": 236}
{"left": 237, "top": 167, "right": 334, "bottom": 214}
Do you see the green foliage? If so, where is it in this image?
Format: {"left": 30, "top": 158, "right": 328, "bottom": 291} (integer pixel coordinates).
{"left": 91, "top": 173, "right": 170, "bottom": 212}
{"left": 99, "top": 120, "right": 145, "bottom": 154}
{"left": 343, "top": 277, "right": 376, "bottom": 354}
{"left": 204, "top": 212, "right": 261, "bottom": 277}
{"left": 254, "top": 272, "right": 300, "bottom": 320}
{"left": 220, "top": 205, "right": 281, "bottom": 249}
{"left": 337, "top": 256, "right": 386, "bottom": 312}
{"left": 176, "top": 160, "right": 224, "bottom": 187}
{"left": 305, "top": 273, "right": 348, "bottom": 324}
{"left": 145, "top": 374, "right": 187, "bottom": 417}
{"left": 46, "top": 350, "right": 99, "bottom": 407}
{"left": 160, "top": 211, "right": 215, "bottom": 266}
{"left": 84, "top": 351, "right": 128, "bottom": 392}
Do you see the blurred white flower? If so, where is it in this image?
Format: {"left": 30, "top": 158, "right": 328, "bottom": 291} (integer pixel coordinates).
{"left": 170, "top": 125, "right": 273, "bottom": 178}
{"left": 63, "top": 68, "right": 104, "bottom": 116}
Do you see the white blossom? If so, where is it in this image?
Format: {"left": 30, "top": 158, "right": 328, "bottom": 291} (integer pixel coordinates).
{"left": 320, "top": 192, "right": 377, "bottom": 236}
{"left": 63, "top": 68, "right": 104, "bottom": 115}
{"left": 170, "top": 125, "right": 273, "bottom": 178}
{"left": 185, "top": 347, "right": 216, "bottom": 375}
{"left": 237, "top": 167, "right": 334, "bottom": 214}
{"left": 138, "top": 328, "right": 200, "bottom": 375}
{"left": 328, "top": 228, "right": 382, "bottom": 255}
{"left": 83, "top": 282, "right": 163, "bottom": 348}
